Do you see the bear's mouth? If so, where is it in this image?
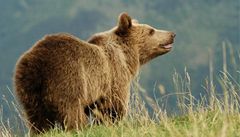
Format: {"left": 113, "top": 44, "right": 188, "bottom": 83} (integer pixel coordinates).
{"left": 162, "top": 44, "right": 173, "bottom": 49}
{"left": 160, "top": 41, "right": 174, "bottom": 50}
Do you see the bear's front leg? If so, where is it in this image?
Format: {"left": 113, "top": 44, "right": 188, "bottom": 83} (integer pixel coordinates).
{"left": 100, "top": 103, "right": 127, "bottom": 123}
{"left": 93, "top": 95, "right": 128, "bottom": 124}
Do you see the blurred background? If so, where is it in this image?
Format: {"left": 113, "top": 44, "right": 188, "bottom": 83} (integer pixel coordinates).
{"left": 0, "top": 0, "right": 239, "bottom": 134}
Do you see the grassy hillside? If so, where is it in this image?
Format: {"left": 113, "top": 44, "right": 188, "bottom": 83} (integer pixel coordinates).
{"left": 39, "top": 112, "right": 240, "bottom": 137}
{"left": 32, "top": 109, "right": 238, "bottom": 137}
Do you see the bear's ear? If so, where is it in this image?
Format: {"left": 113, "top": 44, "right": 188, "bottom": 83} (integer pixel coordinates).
{"left": 116, "top": 12, "right": 132, "bottom": 36}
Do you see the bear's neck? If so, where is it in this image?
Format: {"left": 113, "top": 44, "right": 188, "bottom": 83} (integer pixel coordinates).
{"left": 103, "top": 41, "right": 139, "bottom": 77}
{"left": 120, "top": 43, "right": 140, "bottom": 76}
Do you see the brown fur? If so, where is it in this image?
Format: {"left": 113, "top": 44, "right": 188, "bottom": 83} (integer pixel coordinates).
{"left": 14, "top": 12, "right": 175, "bottom": 134}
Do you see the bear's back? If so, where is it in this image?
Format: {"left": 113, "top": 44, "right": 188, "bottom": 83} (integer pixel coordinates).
{"left": 14, "top": 33, "right": 110, "bottom": 109}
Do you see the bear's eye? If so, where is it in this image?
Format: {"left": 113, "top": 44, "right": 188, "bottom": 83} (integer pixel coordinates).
{"left": 149, "top": 29, "right": 155, "bottom": 35}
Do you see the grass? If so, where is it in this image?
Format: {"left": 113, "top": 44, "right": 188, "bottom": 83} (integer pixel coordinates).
{"left": 1, "top": 45, "right": 240, "bottom": 137}
{"left": 39, "top": 111, "right": 240, "bottom": 137}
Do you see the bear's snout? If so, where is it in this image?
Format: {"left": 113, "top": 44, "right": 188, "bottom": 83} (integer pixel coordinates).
{"left": 170, "top": 32, "right": 176, "bottom": 38}
{"left": 168, "top": 32, "right": 176, "bottom": 44}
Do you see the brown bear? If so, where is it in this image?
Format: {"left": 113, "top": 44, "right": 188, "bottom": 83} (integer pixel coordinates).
{"left": 14, "top": 12, "right": 175, "bottom": 134}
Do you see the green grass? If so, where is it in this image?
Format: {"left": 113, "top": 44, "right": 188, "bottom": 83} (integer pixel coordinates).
{"left": 39, "top": 111, "right": 240, "bottom": 137}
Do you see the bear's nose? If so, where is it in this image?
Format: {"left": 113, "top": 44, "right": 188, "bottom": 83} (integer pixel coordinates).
{"left": 171, "top": 32, "right": 176, "bottom": 38}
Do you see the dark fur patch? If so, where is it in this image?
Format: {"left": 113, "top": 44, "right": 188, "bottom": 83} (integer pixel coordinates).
{"left": 88, "top": 35, "right": 103, "bottom": 45}
{"left": 84, "top": 96, "right": 107, "bottom": 115}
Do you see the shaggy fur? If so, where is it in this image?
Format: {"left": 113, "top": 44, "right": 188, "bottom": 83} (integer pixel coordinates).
{"left": 14, "top": 12, "right": 175, "bottom": 134}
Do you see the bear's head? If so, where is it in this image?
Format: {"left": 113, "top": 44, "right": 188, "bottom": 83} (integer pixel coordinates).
{"left": 88, "top": 12, "right": 175, "bottom": 65}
